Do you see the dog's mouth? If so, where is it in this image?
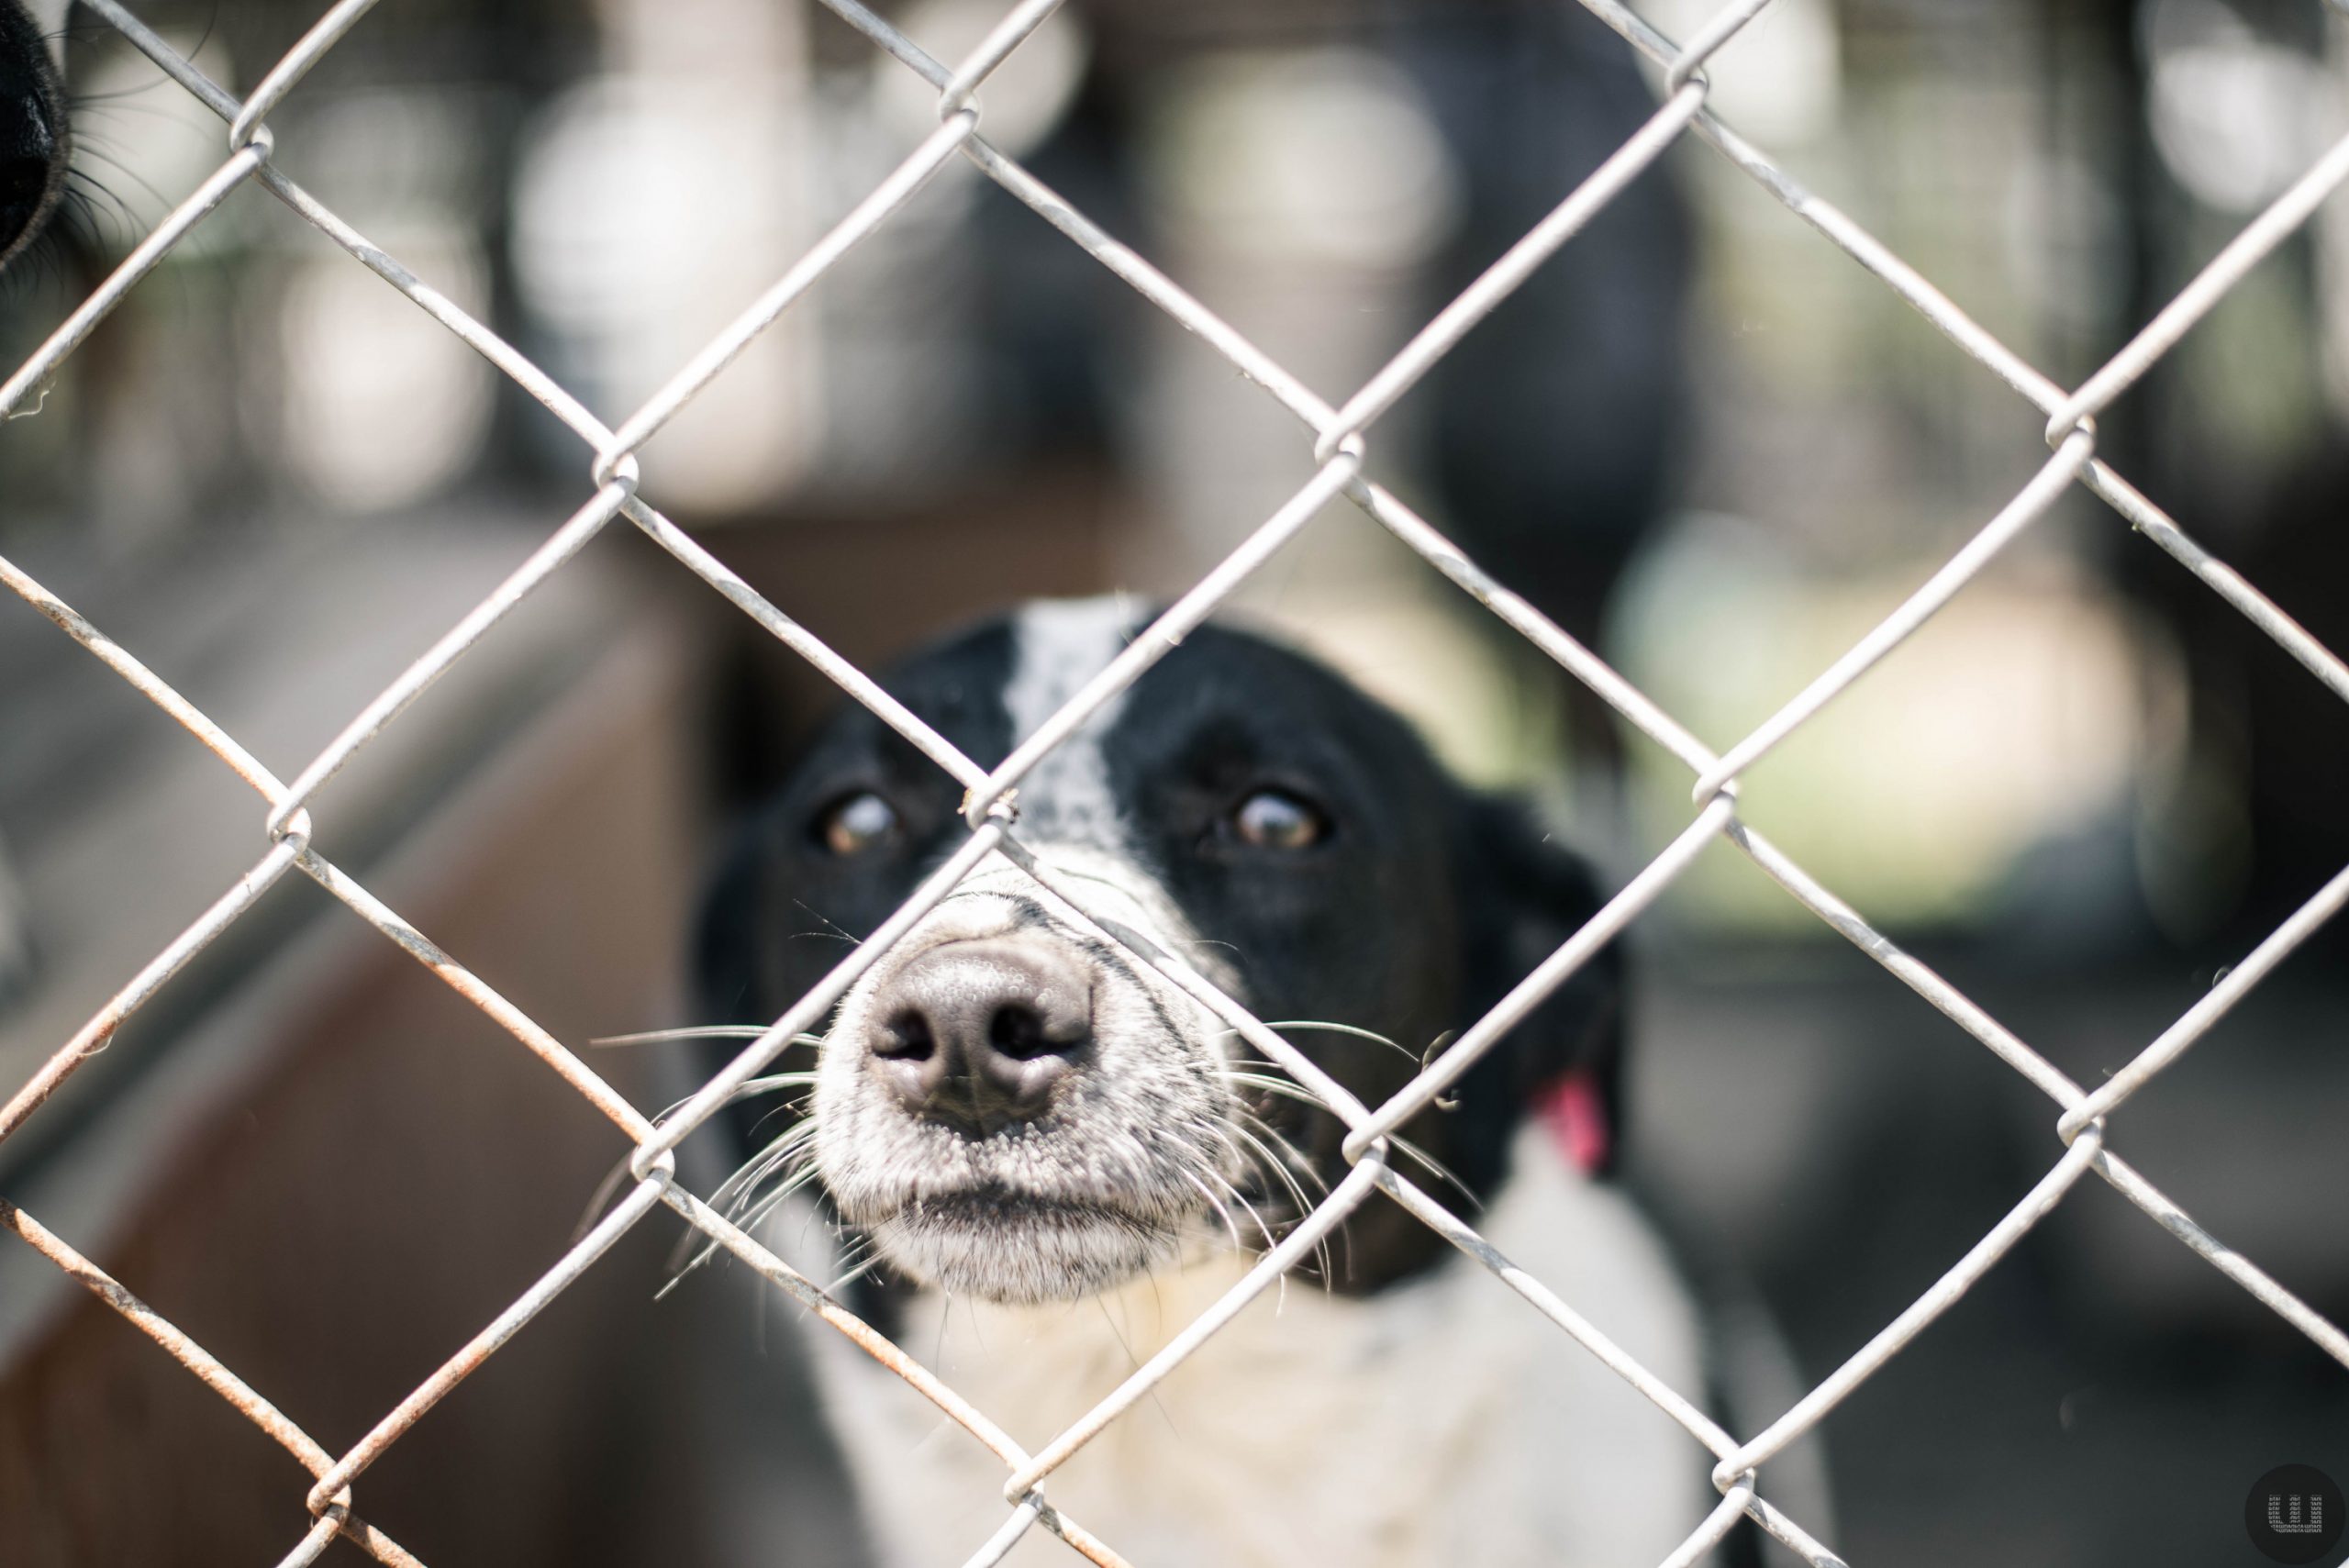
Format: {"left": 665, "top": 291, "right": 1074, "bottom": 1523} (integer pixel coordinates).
{"left": 850, "top": 1180, "right": 1194, "bottom": 1304}
{"left": 812, "top": 1051, "right": 1253, "bottom": 1304}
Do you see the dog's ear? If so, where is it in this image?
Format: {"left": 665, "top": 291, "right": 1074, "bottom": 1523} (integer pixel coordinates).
{"left": 1452, "top": 795, "right": 1625, "bottom": 1176}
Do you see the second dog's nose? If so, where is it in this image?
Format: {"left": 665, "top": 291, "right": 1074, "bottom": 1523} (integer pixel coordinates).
{"left": 868, "top": 940, "right": 1092, "bottom": 1136}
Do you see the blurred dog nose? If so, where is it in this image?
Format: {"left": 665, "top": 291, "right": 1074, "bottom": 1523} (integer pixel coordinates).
{"left": 867, "top": 940, "right": 1092, "bottom": 1136}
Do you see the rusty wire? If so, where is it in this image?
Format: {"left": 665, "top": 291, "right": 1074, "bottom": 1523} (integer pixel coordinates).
{"left": 5, "top": 0, "right": 2349, "bottom": 1562}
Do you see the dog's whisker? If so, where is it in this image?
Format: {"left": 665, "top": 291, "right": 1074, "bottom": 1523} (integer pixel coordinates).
{"left": 1220, "top": 1073, "right": 1480, "bottom": 1211}
{"left": 1219, "top": 1018, "right": 1419, "bottom": 1066}
{"left": 822, "top": 1248, "right": 887, "bottom": 1300}
{"left": 588, "top": 1027, "right": 828, "bottom": 1049}
{"left": 661, "top": 1154, "right": 828, "bottom": 1295}
{"left": 659, "top": 1222, "right": 737, "bottom": 1294}
{"left": 1178, "top": 1166, "right": 1245, "bottom": 1256}
{"left": 1199, "top": 1121, "right": 1266, "bottom": 1207}
{"left": 819, "top": 1230, "right": 876, "bottom": 1280}
{"left": 1232, "top": 1112, "right": 1329, "bottom": 1199}
{"left": 680, "top": 1128, "right": 822, "bottom": 1270}
{"left": 1234, "top": 1132, "right": 1323, "bottom": 1217}
{"left": 712, "top": 1119, "right": 822, "bottom": 1204}
{"left": 666, "top": 1172, "right": 821, "bottom": 1298}
{"left": 790, "top": 898, "right": 863, "bottom": 949}
{"left": 739, "top": 1072, "right": 822, "bottom": 1092}
{"left": 741, "top": 1093, "right": 820, "bottom": 1144}
{"left": 1195, "top": 1160, "right": 1277, "bottom": 1256}
{"left": 1235, "top": 1110, "right": 1341, "bottom": 1287}
{"left": 573, "top": 1079, "right": 818, "bottom": 1247}
{"left": 1221, "top": 1071, "right": 1330, "bottom": 1106}
{"left": 718, "top": 1137, "right": 823, "bottom": 1222}
{"left": 651, "top": 1257, "right": 707, "bottom": 1303}
{"left": 733, "top": 1160, "right": 828, "bottom": 1228}
{"left": 1226, "top": 1120, "right": 1331, "bottom": 1284}
{"left": 568, "top": 1153, "right": 640, "bottom": 1248}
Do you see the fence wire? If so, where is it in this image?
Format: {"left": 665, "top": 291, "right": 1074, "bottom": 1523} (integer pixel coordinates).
{"left": 4, "top": 0, "right": 2348, "bottom": 1564}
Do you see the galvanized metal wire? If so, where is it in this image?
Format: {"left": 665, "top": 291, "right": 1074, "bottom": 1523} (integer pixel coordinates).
{"left": 6, "top": 1, "right": 2349, "bottom": 1563}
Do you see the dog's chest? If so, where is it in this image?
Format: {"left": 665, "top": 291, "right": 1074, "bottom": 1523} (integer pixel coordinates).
{"left": 801, "top": 1129, "right": 1711, "bottom": 1568}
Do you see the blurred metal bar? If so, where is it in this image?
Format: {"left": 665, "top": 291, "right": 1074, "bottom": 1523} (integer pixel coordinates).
{"left": 1574, "top": 0, "right": 2349, "bottom": 712}
{"left": 1664, "top": 0, "right": 1779, "bottom": 91}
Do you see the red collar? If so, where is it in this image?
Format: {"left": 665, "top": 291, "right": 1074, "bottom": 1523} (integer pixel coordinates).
{"left": 1534, "top": 1068, "right": 1612, "bottom": 1176}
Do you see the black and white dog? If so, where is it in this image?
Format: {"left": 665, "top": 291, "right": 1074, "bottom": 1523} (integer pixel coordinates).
{"left": 697, "top": 599, "right": 1799, "bottom": 1567}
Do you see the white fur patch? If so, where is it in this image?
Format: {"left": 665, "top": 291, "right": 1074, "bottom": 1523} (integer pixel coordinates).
{"left": 794, "top": 1126, "right": 1714, "bottom": 1567}
{"left": 1003, "top": 597, "right": 1141, "bottom": 850}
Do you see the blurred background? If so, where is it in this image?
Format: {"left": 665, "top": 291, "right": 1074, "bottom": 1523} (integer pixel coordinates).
{"left": 0, "top": 0, "right": 2344, "bottom": 1563}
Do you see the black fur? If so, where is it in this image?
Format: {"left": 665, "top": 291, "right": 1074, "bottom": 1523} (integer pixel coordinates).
{"left": 0, "top": 0, "right": 67, "bottom": 271}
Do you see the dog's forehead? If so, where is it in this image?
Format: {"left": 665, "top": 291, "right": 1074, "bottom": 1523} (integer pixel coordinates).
{"left": 999, "top": 598, "right": 1143, "bottom": 847}
{"left": 864, "top": 600, "right": 1404, "bottom": 800}
{"left": 827, "top": 598, "right": 1153, "bottom": 845}
{"left": 1001, "top": 597, "right": 1141, "bottom": 733}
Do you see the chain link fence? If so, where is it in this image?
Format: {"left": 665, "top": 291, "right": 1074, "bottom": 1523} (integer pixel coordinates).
{"left": 4, "top": 0, "right": 2347, "bottom": 1563}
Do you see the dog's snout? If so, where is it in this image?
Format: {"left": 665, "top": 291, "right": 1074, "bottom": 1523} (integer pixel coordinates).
{"left": 867, "top": 940, "right": 1091, "bottom": 1137}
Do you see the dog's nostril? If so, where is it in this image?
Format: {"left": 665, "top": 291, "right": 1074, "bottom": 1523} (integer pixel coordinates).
{"left": 876, "top": 1011, "right": 935, "bottom": 1062}
{"left": 987, "top": 1002, "right": 1061, "bottom": 1061}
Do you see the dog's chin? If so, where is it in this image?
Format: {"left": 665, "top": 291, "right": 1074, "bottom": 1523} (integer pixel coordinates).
{"left": 858, "top": 1189, "right": 1189, "bottom": 1306}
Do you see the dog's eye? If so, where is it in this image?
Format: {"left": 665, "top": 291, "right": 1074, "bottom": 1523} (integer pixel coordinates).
{"left": 1230, "top": 789, "right": 1327, "bottom": 850}
{"left": 817, "top": 791, "right": 898, "bottom": 856}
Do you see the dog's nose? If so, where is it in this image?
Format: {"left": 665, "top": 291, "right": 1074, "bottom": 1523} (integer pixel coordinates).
{"left": 867, "top": 940, "right": 1091, "bottom": 1136}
